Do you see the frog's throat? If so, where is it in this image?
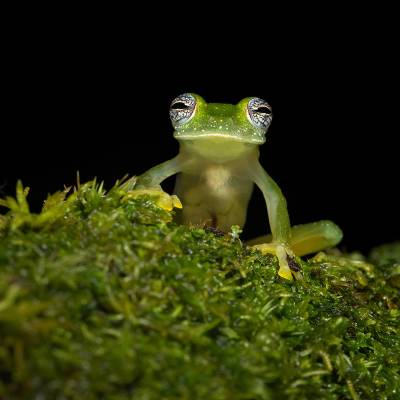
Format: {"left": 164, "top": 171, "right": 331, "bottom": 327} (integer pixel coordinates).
{"left": 177, "top": 137, "right": 260, "bottom": 162}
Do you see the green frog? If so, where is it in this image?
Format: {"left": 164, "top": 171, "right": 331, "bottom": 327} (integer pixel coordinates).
{"left": 133, "top": 93, "right": 342, "bottom": 280}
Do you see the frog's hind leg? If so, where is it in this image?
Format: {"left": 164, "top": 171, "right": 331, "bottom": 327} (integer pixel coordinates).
{"left": 289, "top": 220, "right": 343, "bottom": 256}
{"left": 247, "top": 220, "right": 343, "bottom": 257}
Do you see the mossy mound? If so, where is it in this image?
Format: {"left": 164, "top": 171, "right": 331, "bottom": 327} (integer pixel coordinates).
{"left": 0, "top": 180, "right": 399, "bottom": 399}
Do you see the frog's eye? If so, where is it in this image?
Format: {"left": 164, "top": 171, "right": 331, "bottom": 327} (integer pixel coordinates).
{"left": 247, "top": 98, "right": 273, "bottom": 131}
{"left": 169, "top": 93, "right": 197, "bottom": 126}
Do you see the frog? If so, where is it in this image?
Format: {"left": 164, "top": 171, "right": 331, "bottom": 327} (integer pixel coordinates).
{"left": 132, "top": 93, "right": 343, "bottom": 280}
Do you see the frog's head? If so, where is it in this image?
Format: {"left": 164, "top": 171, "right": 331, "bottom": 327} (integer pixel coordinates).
{"left": 170, "top": 93, "right": 272, "bottom": 145}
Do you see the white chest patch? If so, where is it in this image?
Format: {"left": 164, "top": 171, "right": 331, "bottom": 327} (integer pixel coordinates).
{"left": 204, "top": 166, "right": 232, "bottom": 194}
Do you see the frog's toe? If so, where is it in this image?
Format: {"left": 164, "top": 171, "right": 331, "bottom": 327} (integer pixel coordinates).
{"left": 123, "top": 189, "right": 182, "bottom": 211}
{"left": 154, "top": 193, "right": 182, "bottom": 211}
{"left": 253, "top": 243, "right": 303, "bottom": 281}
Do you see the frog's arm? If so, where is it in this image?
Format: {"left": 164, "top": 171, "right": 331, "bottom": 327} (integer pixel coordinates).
{"left": 247, "top": 161, "right": 302, "bottom": 280}
{"left": 135, "top": 155, "right": 184, "bottom": 189}
{"left": 249, "top": 161, "right": 291, "bottom": 243}
{"left": 126, "top": 155, "right": 188, "bottom": 211}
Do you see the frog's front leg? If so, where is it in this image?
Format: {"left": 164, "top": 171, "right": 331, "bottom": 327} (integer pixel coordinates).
{"left": 135, "top": 155, "right": 185, "bottom": 189}
{"left": 128, "top": 155, "right": 186, "bottom": 211}
{"left": 247, "top": 161, "right": 301, "bottom": 280}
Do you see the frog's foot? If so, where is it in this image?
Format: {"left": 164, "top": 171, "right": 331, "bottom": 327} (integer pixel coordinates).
{"left": 123, "top": 188, "right": 182, "bottom": 212}
{"left": 252, "top": 243, "right": 303, "bottom": 281}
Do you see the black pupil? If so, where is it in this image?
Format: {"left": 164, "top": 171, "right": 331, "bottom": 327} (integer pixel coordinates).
{"left": 171, "top": 102, "right": 189, "bottom": 110}
{"left": 255, "top": 106, "right": 271, "bottom": 114}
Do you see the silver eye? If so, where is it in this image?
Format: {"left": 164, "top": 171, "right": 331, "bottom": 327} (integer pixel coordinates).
{"left": 247, "top": 98, "right": 273, "bottom": 130}
{"left": 169, "top": 93, "right": 196, "bottom": 126}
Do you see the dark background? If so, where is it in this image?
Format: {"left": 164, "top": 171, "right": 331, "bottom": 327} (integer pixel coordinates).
{"left": 1, "top": 13, "right": 399, "bottom": 254}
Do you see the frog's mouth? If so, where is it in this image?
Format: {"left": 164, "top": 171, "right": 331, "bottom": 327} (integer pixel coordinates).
{"left": 174, "top": 131, "right": 265, "bottom": 145}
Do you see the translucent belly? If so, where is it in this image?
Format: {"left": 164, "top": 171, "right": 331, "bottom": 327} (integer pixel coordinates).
{"left": 173, "top": 165, "right": 254, "bottom": 231}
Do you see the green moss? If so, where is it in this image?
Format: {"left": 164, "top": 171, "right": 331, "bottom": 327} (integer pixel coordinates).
{"left": 0, "top": 179, "right": 399, "bottom": 400}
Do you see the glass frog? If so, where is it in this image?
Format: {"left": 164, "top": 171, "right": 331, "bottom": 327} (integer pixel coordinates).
{"left": 133, "top": 93, "right": 343, "bottom": 280}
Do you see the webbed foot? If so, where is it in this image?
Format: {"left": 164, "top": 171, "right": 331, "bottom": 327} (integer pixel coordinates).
{"left": 123, "top": 188, "right": 182, "bottom": 211}
{"left": 252, "top": 242, "right": 303, "bottom": 281}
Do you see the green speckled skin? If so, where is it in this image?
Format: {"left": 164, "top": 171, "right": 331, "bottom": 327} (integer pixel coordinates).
{"left": 136, "top": 94, "right": 343, "bottom": 279}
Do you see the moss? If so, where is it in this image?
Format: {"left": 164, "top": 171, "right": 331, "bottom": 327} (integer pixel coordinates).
{"left": 0, "top": 179, "right": 399, "bottom": 399}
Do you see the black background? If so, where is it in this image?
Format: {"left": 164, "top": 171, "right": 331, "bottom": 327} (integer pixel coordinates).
{"left": 1, "top": 11, "right": 399, "bottom": 253}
